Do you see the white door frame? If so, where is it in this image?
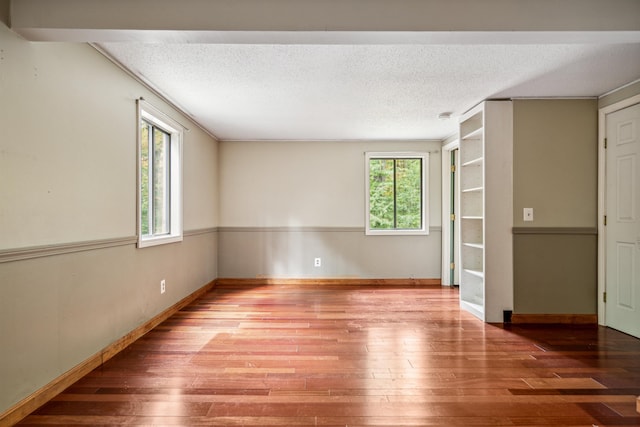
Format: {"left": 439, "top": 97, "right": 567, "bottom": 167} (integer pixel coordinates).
{"left": 597, "top": 94, "right": 640, "bottom": 325}
{"left": 441, "top": 139, "right": 460, "bottom": 287}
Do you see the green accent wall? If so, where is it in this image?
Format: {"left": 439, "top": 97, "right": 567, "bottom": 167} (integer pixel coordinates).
{"left": 514, "top": 232, "right": 597, "bottom": 314}
{"left": 512, "top": 99, "right": 598, "bottom": 314}
{"left": 513, "top": 99, "right": 598, "bottom": 228}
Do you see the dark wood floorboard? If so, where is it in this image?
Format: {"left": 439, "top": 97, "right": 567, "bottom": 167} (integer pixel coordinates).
{"left": 18, "top": 284, "right": 640, "bottom": 426}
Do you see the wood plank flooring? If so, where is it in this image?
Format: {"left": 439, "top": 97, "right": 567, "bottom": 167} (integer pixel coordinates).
{"left": 18, "top": 284, "right": 640, "bottom": 426}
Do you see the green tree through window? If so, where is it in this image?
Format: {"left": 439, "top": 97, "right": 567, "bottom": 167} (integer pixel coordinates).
{"left": 138, "top": 100, "right": 183, "bottom": 248}
{"left": 140, "top": 119, "right": 171, "bottom": 237}
{"left": 366, "top": 153, "right": 428, "bottom": 235}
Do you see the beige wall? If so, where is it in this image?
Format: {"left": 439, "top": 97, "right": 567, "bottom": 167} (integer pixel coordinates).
{"left": 512, "top": 99, "right": 598, "bottom": 314}
{"left": 219, "top": 140, "right": 441, "bottom": 227}
{"left": 218, "top": 228, "right": 442, "bottom": 279}
{"left": 218, "top": 140, "right": 442, "bottom": 278}
{"left": 0, "top": 31, "right": 218, "bottom": 248}
{"left": 0, "top": 22, "right": 218, "bottom": 415}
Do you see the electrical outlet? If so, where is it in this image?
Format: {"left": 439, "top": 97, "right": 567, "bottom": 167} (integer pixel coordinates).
{"left": 160, "top": 279, "right": 166, "bottom": 294}
{"left": 314, "top": 257, "right": 321, "bottom": 267}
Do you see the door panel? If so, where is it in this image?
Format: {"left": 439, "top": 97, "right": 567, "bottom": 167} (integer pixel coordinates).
{"left": 606, "top": 102, "right": 640, "bottom": 338}
{"left": 615, "top": 243, "right": 634, "bottom": 309}
{"left": 616, "top": 156, "right": 635, "bottom": 220}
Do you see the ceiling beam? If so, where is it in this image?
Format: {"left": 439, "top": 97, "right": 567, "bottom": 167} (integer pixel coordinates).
{"left": 10, "top": 0, "right": 640, "bottom": 43}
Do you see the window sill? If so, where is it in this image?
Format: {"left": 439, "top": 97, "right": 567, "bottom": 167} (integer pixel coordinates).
{"left": 137, "top": 235, "right": 183, "bottom": 248}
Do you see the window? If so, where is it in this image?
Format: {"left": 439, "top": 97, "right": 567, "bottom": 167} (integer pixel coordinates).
{"left": 365, "top": 152, "right": 429, "bottom": 235}
{"left": 138, "top": 100, "right": 183, "bottom": 248}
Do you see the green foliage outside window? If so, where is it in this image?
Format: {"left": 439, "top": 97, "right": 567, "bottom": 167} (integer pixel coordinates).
{"left": 369, "top": 157, "right": 422, "bottom": 230}
{"left": 140, "top": 120, "right": 170, "bottom": 237}
{"left": 152, "top": 127, "right": 170, "bottom": 235}
{"left": 140, "top": 122, "right": 150, "bottom": 235}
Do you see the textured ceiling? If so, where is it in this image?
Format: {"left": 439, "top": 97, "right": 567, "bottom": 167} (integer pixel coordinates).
{"left": 10, "top": 0, "right": 640, "bottom": 141}
{"left": 99, "top": 41, "right": 640, "bottom": 141}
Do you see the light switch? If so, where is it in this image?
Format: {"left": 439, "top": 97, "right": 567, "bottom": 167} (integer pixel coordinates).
{"left": 523, "top": 208, "right": 534, "bottom": 222}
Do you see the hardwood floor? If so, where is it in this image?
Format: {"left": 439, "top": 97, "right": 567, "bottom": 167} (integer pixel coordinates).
{"left": 18, "top": 284, "right": 640, "bottom": 426}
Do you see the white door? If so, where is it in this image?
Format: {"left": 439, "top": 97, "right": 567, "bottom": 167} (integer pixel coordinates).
{"left": 605, "top": 102, "right": 640, "bottom": 338}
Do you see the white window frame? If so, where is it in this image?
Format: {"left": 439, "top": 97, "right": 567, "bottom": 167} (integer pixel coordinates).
{"left": 365, "top": 151, "right": 429, "bottom": 236}
{"left": 137, "top": 100, "right": 183, "bottom": 248}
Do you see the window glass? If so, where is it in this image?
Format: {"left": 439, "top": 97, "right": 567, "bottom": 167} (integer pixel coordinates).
{"left": 138, "top": 101, "right": 183, "bottom": 247}
{"left": 366, "top": 152, "right": 428, "bottom": 235}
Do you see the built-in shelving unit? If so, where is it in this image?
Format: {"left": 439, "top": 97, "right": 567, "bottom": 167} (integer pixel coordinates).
{"left": 458, "top": 101, "right": 513, "bottom": 322}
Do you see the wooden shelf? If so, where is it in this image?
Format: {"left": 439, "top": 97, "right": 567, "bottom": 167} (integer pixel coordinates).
{"left": 460, "top": 300, "right": 484, "bottom": 319}
{"left": 463, "top": 243, "right": 484, "bottom": 249}
{"left": 461, "top": 126, "right": 483, "bottom": 140}
{"left": 463, "top": 268, "right": 484, "bottom": 278}
{"left": 459, "top": 106, "right": 486, "bottom": 322}
{"left": 462, "top": 157, "right": 483, "bottom": 167}
{"left": 462, "top": 186, "right": 483, "bottom": 193}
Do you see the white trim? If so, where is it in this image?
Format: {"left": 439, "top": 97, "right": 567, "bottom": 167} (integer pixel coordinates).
{"left": 222, "top": 138, "right": 443, "bottom": 144}
{"left": 0, "top": 236, "right": 138, "bottom": 263}
{"left": 597, "top": 94, "right": 640, "bottom": 326}
{"left": 599, "top": 78, "right": 640, "bottom": 99}
{"left": 364, "top": 152, "right": 429, "bottom": 236}
{"left": 598, "top": 95, "right": 640, "bottom": 116}
{"left": 183, "top": 227, "right": 218, "bottom": 237}
{"left": 217, "top": 226, "right": 442, "bottom": 233}
{"left": 137, "top": 100, "right": 184, "bottom": 249}
{"left": 441, "top": 139, "right": 460, "bottom": 286}
{"left": 91, "top": 44, "right": 220, "bottom": 142}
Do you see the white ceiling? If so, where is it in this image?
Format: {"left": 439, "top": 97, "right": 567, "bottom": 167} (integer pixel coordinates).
{"left": 98, "top": 40, "right": 640, "bottom": 141}
{"left": 10, "top": 0, "right": 640, "bottom": 141}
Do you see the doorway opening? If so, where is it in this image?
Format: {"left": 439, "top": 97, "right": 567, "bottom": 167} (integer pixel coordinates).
{"left": 442, "top": 140, "right": 460, "bottom": 287}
